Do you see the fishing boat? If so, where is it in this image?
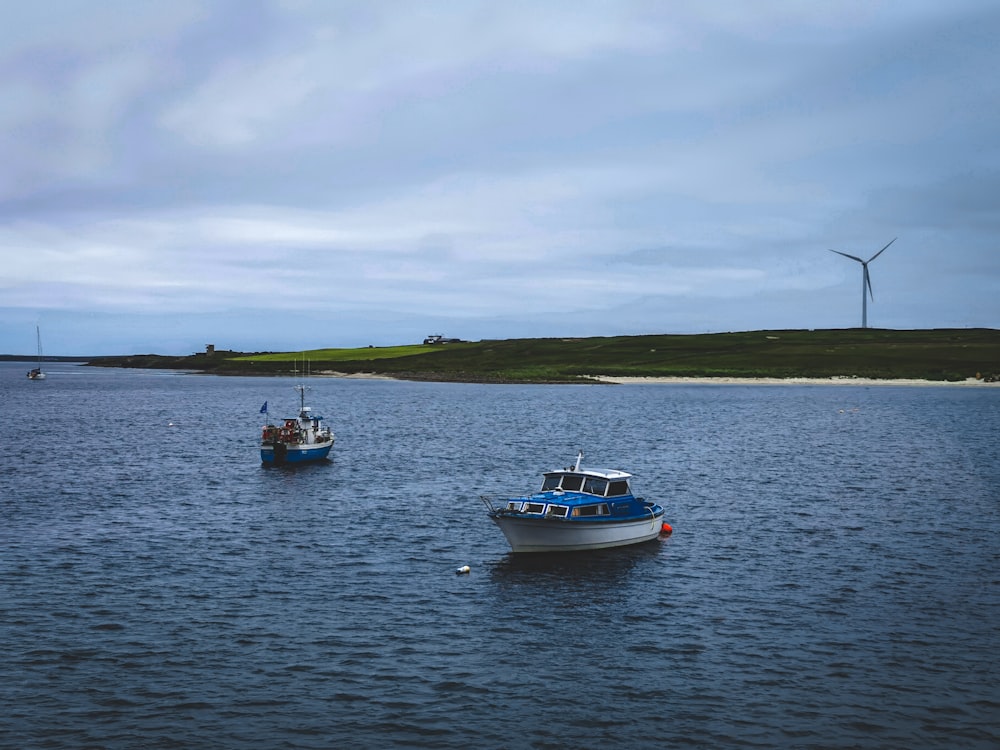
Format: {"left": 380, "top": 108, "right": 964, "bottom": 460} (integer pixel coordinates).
{"left": 481, "top": 452, "right": 666, "bottom": 553}
{"left": 27, "top": 326, "right": 45, "bottom": 380}
{"left": 259, "top": 384, "right": 334, "bottom": 465}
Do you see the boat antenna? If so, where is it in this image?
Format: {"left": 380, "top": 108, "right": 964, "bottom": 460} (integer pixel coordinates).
{"left": 573, "top": 450, "right": 583, "bottom": 472}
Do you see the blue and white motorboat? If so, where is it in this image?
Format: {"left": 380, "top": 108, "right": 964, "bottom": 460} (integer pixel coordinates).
{"left": 260, "top": 385, "right": 334, "bottom": 465}
{"left": 482, "top": 452, "right": 667, "bottom": 552}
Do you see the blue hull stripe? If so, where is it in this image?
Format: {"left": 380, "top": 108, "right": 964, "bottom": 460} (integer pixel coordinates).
{"left": 260, "top": 445, "right": 332, "bottom": 464}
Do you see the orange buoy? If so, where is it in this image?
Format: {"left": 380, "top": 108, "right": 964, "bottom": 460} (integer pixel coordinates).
{"left": 660, "top": 522, "right": 673, "bottom": 535}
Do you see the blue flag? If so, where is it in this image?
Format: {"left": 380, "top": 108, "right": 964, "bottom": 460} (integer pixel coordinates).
{"left": 259, "top": 401, "right": 268, "bottom": 413}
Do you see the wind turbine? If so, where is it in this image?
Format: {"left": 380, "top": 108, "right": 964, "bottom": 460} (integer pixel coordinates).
{"left": 828, "top": 238, "right": 897, "bottom": 328}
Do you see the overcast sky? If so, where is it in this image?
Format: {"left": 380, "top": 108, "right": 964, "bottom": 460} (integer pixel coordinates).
{"left": 2, "top": 1, "right": 998, "bottom": 356}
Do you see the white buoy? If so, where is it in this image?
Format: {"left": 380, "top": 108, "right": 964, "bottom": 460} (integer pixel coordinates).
{"left": 455, "top": 565, "right": 471, "bottom": 575}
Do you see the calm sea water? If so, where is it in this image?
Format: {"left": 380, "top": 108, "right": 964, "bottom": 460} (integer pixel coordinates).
{"left": 2, "top": 362, "right": 998, "bottom": 749}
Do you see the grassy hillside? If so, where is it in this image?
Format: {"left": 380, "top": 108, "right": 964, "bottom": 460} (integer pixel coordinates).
{"left": 86, "top": 328, "right": 1000, "bottom": 383}
{"left": 230, "top": 345, "right": 441, "bottom": 362}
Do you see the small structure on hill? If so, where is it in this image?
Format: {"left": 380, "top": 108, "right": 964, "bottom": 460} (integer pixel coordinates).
{"left": 423, "top": 334, "right": 463, "bottom": 345}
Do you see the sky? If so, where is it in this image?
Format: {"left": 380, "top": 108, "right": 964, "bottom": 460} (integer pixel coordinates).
{"left": 2, "top": 0, "right": 998, "bottom": 356}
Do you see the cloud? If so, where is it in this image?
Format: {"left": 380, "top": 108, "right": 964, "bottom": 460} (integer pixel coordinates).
{"left": 0, "top": 1, "right": 997, "bottom": 355}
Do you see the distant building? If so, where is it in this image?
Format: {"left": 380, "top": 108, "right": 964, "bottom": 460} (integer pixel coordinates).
{"left": 206, "top": 344, "right": 215, "bottom": 355}
{"left": 423, "top": 334, "right": 463, "bottom": 345}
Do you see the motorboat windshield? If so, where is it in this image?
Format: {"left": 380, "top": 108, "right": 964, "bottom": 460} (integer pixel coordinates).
{"left": 540, "top": 472, "right": 630, "bottom": 497}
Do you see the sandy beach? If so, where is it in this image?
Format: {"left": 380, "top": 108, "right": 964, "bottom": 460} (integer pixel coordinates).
{"left": 314, "top": 370, "right": 397, "bottom": 380}
{"left": 314, "top": 370, "right": 998, "bottom": 386}
{"left": 589, "top": 375, "right": 1000, "bottom": 386}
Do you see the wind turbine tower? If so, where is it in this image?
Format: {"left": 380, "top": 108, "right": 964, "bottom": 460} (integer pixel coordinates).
{"left": 828, "top": 238, "right": 897, "bottom": 328}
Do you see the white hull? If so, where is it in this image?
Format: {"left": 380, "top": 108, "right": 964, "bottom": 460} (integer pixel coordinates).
{"left": 491, "top": 511, "right": 663, "bottom": 553}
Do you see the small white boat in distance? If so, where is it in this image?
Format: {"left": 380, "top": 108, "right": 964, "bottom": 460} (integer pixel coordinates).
{"left": 27, "top": 326, "right": 45, "bottom": 380}
{"left": 482, "top": 452, "right": 666, "bottom": 553}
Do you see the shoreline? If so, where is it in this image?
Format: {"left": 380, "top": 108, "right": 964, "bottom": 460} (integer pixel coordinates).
{"left": 314, "top": 370, "right": 397, "bottom": 380}
{"left": 76, "top": 363, "right": 1000, "bottom": 386}
{"left": 588, "top": 375, "right": 1000, "bottom": 387}
{"left": 301, "top": 371, "right": 999, "bottom": 386}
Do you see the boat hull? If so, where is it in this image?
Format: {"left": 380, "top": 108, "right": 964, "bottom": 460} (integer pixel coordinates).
{"left": 260, "top": 440, "right": 333, "bottom": 465}
{"left": 490, "top": 509, "right": 664, "bottom": 553}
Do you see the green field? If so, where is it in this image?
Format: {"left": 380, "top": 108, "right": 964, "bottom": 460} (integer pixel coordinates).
{"left": 87, "top": 328, "right": 1000, "bottom": 383}
{"left": 230, "top": 345, "right": 440, "bottom": 363}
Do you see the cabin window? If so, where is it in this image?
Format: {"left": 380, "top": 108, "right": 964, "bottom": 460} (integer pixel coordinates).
{"left": 506, "top": 501, "right": 523, "bottom": 512}
{"left": 582, "top": 477, "right": 609, "bottom": 496}
{"left": 560, "top": 475, "right": 584, "bottom": 492}
{"left": 542, "top": 475, "right": 561, "bottom": 491}
{"left": 523, "top": 503, "right": 546, "bottom": 514}
{"left": 545, "top": 505, "right": 568, "bottom": 518}
{"left": 607, "top": 480, "right": 630, "bottom": 497}
{"left": 572, "top": 504, "right": 610, "bottom": 517}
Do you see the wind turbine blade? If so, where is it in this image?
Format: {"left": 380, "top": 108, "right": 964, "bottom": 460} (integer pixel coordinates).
{"left": 865, "top": 267, "right": 874, "bottom": 301}
{"left": 828, "top": 249, "right": 864, "bottom": 263}
{"left": 867, "top": 237, "right": 897, "bottom": 263}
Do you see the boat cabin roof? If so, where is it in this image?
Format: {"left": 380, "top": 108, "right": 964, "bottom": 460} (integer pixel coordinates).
{"left": 539, "top": 467, "right": 634, "bottom": 500}
{"left": 544, "top": 467, "right": 631, "bottom": 482}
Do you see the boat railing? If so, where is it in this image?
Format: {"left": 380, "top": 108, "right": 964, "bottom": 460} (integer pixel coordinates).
{"left": 480, "top": 494, "right": 527, "bottom": 513}
{"left": 481, "top": 494, "right": 539, "bottom": 516}
{"left": 479, "top": 494, "right": 501, "bottom": 513}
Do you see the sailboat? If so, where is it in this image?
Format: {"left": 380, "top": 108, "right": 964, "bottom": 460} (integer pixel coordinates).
{"left": 27, "top": 326, "right": 46, "bottom": 380}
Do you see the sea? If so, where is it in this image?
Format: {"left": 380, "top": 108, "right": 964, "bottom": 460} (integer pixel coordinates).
{"left": 1, "top": 362, "right": 998, "bottom": 749}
